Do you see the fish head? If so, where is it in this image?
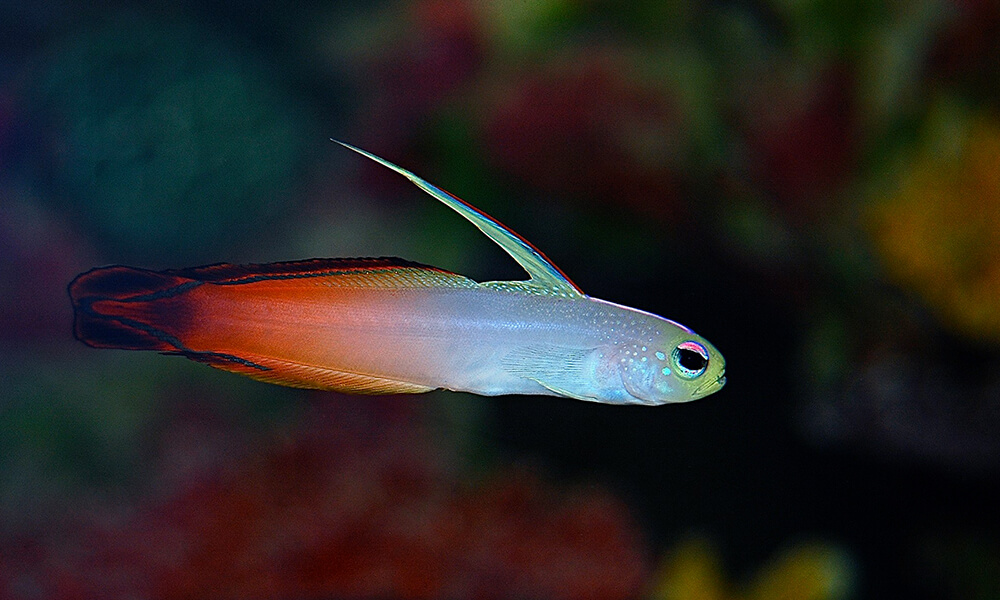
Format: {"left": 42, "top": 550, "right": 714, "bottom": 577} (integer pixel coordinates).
{"left": 618, "top": 332, "right": 726, "bottom": 405}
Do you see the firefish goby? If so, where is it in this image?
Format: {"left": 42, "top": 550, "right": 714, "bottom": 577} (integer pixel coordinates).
{"left": 68, "top": 141, "right": 726, "bottom": 405}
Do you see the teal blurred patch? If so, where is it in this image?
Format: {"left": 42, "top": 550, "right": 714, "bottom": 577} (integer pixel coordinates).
{"left": 30, "top": 11, "right": 311, "bottom": 262}
{"left": 0, "top": 350, "right": 301, "bottom": 498}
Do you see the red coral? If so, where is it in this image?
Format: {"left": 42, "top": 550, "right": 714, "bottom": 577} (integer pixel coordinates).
{"left": 743, "top": 67, "right": 858, "bottom": 222}
{"left": 4, "top": 399, "right": 648, "bottom": 600}
{"left": 355, "top": 0, "right": 485, "bottom": 165}
{"left": 484, "top": 54, "right": 683, "bottom": 217}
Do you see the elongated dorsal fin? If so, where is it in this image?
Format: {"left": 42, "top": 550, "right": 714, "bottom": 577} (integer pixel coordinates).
{"left": 334, "top": 140, "right": 584, "bottom": 297}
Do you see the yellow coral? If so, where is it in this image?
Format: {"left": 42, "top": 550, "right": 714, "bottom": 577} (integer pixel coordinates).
{"left": 868, "top": 112, "right": 1000, "bottom": 342}
{"left": 650, "top": 538, "right": 729, "bottom": 600}
{"left": 745, "top": 544, "right": 854, "bottom": 600}
{"left": 648, "top": 538, "right": 853, "bottom": 600}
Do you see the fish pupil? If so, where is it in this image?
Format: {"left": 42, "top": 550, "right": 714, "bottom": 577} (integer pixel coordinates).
{"left": 678, "top": 348, "right": 707, "bottom": 372}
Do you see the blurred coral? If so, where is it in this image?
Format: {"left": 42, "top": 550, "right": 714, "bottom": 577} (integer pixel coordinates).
{"left": 477, "top": 0, "right": 589, "bottom": 54}
{"left": 867, "top": 111, "right": 1000, "bottom": 342}
{"left": 2, "top": 399, "right": 648, "bottom": 600}
{"left": 483, "top": 52, "right": 684, "bottom": 216}
{"left": 649, "top": 537, "right": 854, "bottom": 600}
{"left": 741, "top": 66, "right": 858, "bottom": 222}
{"left": 4, "top": 1, "right": 1000, "bottom": 598}
{"left": 649, "top": 538, "right": 728, "bottom": 600}
{"left": 928, "top": 0, "right": 1000, "bottom": 93}
{"left": 348, "top": 0, "right": 484, "bottom": 162}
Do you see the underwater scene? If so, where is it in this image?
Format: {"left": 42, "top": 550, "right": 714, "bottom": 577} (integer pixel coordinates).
{"left": 1, "top": 0, "right": 998, "bottom": 598}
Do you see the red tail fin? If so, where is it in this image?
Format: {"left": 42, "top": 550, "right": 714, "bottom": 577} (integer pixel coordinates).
{"left": 68, "top": 266, "right": 199, "bottom": 352}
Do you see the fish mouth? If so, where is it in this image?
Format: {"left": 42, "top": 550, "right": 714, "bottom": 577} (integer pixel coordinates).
{"left": 693, "top": 369, "right": 726, "bottom": 398}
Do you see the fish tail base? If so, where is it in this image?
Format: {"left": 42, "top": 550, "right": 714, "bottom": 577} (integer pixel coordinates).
{"left": 68, "top": 266, "right": 197, "bottom": 352}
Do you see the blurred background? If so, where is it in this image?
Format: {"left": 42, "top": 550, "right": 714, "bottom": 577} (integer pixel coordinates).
{"left": 2, "top": 0, "right": 999, "bottom": 598}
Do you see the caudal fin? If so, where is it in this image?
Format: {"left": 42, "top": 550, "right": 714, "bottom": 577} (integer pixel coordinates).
{"left": 68, "top": 266, "right": 199, "bottom": 352}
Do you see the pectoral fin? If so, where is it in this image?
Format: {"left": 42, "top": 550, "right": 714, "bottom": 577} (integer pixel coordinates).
{"left": 334, "top": 140, "right": 584, "bottom": 297}
{"left": 501, "top": 344, "right": 602, "bottom": 402}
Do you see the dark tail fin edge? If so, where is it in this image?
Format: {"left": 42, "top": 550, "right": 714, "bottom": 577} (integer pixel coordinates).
{"left": 68, "top": 266, "right": 197, "bottom": 351}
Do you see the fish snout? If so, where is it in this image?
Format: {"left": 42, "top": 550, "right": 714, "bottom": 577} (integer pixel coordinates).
{"left": 692, "top": 368, "right": 726, "bottom": 399}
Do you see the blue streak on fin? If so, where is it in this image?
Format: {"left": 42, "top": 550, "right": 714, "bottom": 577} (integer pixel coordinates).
{"left": 333, "top": 140, "right": 584, "bottom": 297}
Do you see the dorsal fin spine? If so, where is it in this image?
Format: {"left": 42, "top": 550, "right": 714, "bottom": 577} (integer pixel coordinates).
{"left": 333, "top": 140, "right": 584, "bottom": 297}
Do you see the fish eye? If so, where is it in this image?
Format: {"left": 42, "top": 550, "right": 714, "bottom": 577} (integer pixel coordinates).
{"left": 672, "top": 341, "right": 709, "bottom": 379}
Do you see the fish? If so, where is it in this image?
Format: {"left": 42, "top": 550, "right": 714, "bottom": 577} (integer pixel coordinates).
{"left": 68, "top": 141, "right": 726, "bottom": 405}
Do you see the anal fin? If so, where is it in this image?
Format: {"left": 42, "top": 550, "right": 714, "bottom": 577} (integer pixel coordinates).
{"left": 526, "top": 377, "right": 600, "bottom": 403}
{"left": 179, "top": 352, "right": 435, "bottom": 395}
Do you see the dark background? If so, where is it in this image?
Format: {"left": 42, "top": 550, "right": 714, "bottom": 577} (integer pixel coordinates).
{"left": 2, "top": 1, "right": 999, "bottom": 598}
